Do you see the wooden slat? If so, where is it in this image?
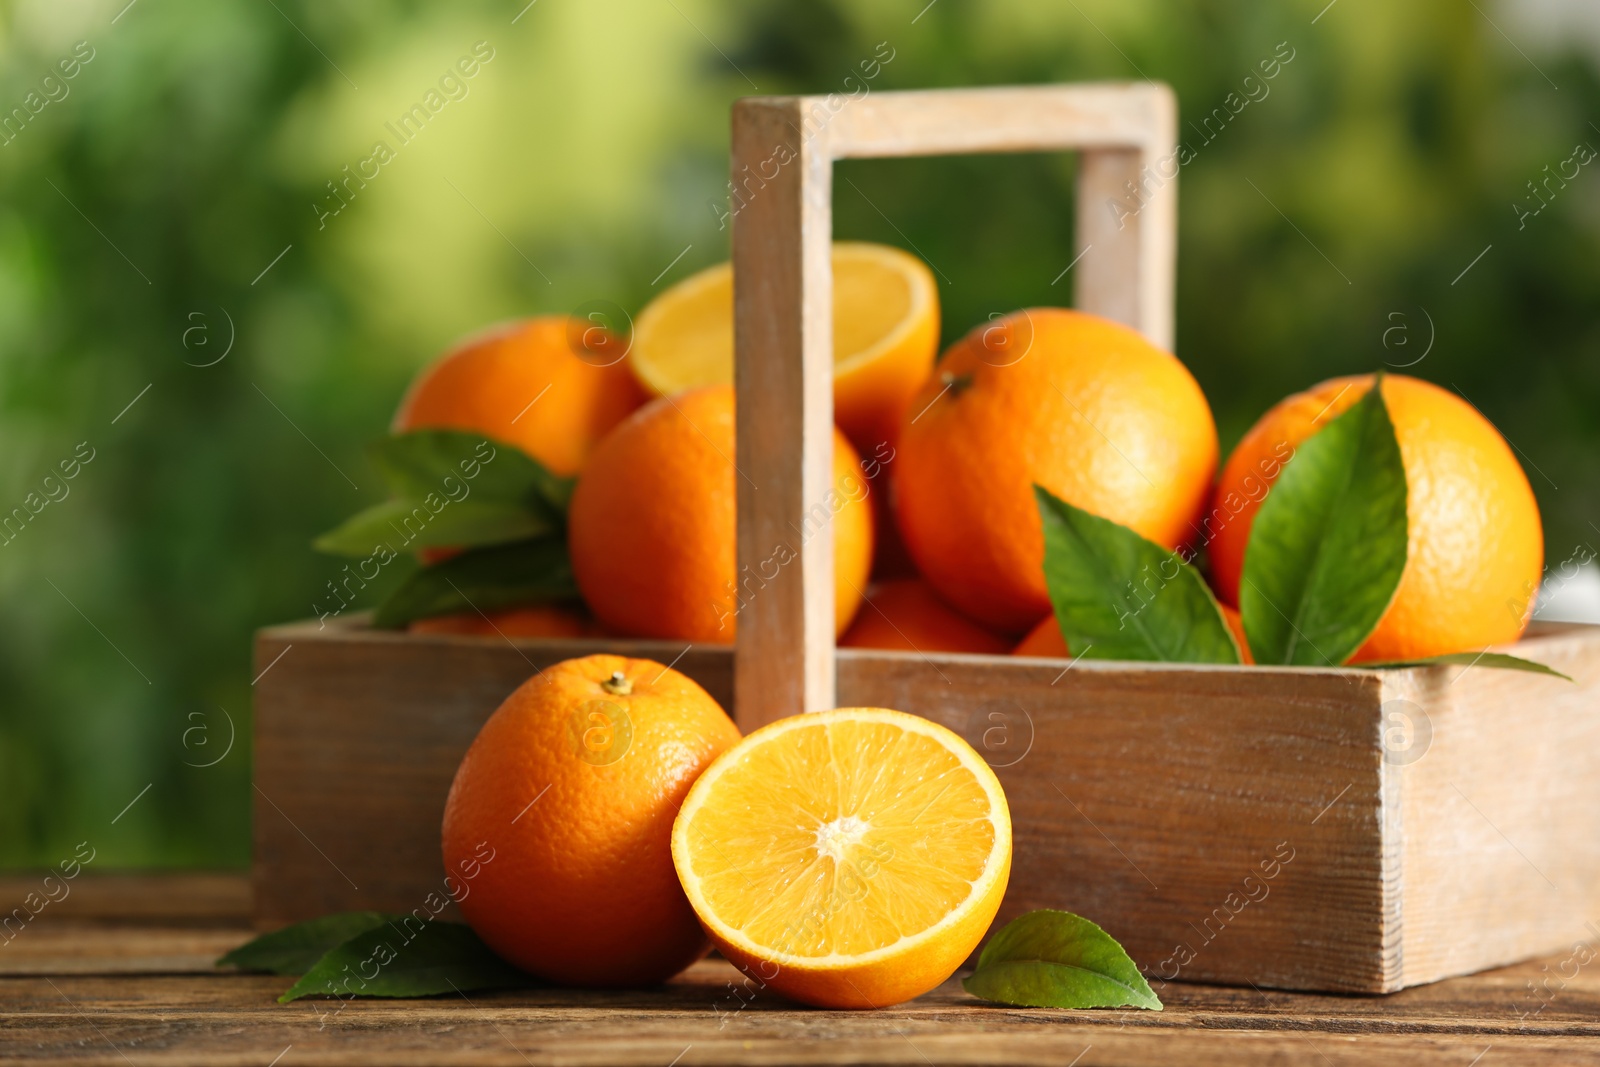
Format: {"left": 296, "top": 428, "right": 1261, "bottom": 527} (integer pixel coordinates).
{"left": 4, "top": 919, "right": 1599, "bottom": 1066}
{"left": 1075, "top": 142, "right": 1176, "bottom": 349}
{"left": 823, "top": 83, "right": 1178, "bottom": 343}
{"left": 1386, "top": 623, "right": 1600, "bottom": 988}
{"left": 0, "top": 873, "right": 249, "bottom": 924}
{"left": 732, "top": 96, "right": 839, "bottom": 727}
{"left": 0, "top": 926, "right": 246, "bottom": 976}
{"left": 822, "top": 84, "right": 1174, "bottom": 159}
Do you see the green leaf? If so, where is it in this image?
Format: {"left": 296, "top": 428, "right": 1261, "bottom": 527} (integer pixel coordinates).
{"left": 1035, "top": 486, "right": 1240, "bottom": 664}
{"left": 1240, "top": 378, "right": 1408, "bottom": 666}
{"left": 314, "top": 432, "right": 575, "bottom": 558}
{"left": 371, "top": 430, "right": 573, "bottom": 511}
{"left": 1362, "top": 651, "right": 1573, "bottom": 681}
{"left": 371, "top": 535, "right": 577, "bottom": 628}
{"left": 277, "top": 920, "right": 531, "bottom": 1002}
{"left": 963, "top": 909, "right": 1162, "bottom": 1010}
{"left": 217, "top": 912, "right": 400, "bottom": 975}
{"left": 313, "top": 498, "right": 555, "bottom": 556}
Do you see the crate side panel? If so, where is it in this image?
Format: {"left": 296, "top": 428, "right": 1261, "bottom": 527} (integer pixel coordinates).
{"left": 1392, "top": 624, "right": 1600, "bottom": 989}
{"left": 839, "top": 652, "right": 1388, "bottom": 992}
{"left": 251, "top": 627, "right": 733, "bottom": 926}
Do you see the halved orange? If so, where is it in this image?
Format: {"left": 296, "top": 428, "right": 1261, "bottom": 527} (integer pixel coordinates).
{"left": 630, "top": 242, "right": 939, "bottom": 454}
{"left": 671, "top": 707, "right": 1011, "bottom": 1009}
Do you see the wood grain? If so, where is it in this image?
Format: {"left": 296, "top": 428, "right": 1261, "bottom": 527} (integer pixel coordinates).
{"left": 732, "top": 96, "right": 839, "bottom": 725}
{"left": 1383, "top": 623, "right": 1600, "bottom": 989}
{"left": 821, "top": 83, "right": 1174, "bottom": 161}
{"left": 5, "top": 884, "right": 1600, "bottom": 1066}
{"left": 1075, "top": 145, "right": 1176, "bottom": 351}
{"left": 0, "top": 926, "right": 246, "bottom": 976}
{"left": 0, "top": 873, "right": 248, "bottom": 924}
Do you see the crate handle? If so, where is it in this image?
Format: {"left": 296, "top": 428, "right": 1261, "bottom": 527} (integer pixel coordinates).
{"left": 731, "top": 82, "right": 1178, "bottom": 730}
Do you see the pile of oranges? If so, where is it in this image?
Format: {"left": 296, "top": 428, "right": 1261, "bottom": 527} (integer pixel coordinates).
{"left": 417, "top": 240, "right": 1545, "bottom": 1009}
{"left": 397, "top": 240, "right": 1543, "bottom": 663}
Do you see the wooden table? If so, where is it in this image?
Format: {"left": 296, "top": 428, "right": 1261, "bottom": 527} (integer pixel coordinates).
{"left": 2, "top": 875, "right": 1596, "bottom": 1065}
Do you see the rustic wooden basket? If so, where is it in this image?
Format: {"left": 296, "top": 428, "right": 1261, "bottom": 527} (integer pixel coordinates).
{"left": 253, "top": 83, "right": 1600, "bottom": 994}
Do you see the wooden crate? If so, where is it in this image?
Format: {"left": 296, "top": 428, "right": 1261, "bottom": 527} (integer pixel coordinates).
{"left": 255, "top": 618, "right": 1600, "bottom": 993}
{"left": 253, "top": 84, "right": 1600, "bottom": 993}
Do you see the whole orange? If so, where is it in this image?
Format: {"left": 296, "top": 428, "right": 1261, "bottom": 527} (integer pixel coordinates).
{"left": 394, "top": 315, "right": 647, "bottom": 477}
{"left": 1207, "top": 374, "right": 1543, "bottom": 662}
{"left": 441, "top": 654, "right": 740, "bottom": 987}
{"left": 895, "top": 309, "right": 1218, "bottom": 632}
{"left": 839, "top": 579, "right": 1011, "bottom": 655}
{"left": 567, "top": 385, "right": 874, "bottom": 642}
{"left": 1012, "top": 605, "right": 1252, "bottom": 663}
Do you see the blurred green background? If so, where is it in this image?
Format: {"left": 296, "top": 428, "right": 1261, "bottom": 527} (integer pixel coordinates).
{"left": 2, "top": 0, "right": 1597, "bottom": 868}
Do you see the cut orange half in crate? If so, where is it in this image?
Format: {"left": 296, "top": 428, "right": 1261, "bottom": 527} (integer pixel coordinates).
{"left": 630, "top": 241, "right": 939, "bottom": 453}
{"left": 671, "top": 707, "right": 1011, "bottom": 1009}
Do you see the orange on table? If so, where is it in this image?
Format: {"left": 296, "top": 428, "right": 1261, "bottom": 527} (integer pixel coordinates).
{"left": 839, "top": 578, "right": 1011, "bottom": 655}
{"left": 672, "top": 707, "right": 1011, "bottom": 1009}
{"left": 442, "top": 654, "right": 740, "bottom": 987}
{"left": 1012, "top": 605, "right": 1253, "bottom": 664}
{"left": 408, "top": 603, "right": 606, "bottom": 638}
{"left": 567, "top": 385, "right": 873, "bottom": 643}
{"left": 394, "top": 315, "right": 648, "bottom": 477}
{"left": 1207, "top": 374, "right": 1544, "bottom": 662}
{"left": 895, "top": 308, "right": 1218, "bottom": 633}
{"left": 628, "top": 242, "right": 939, "bottom": 455}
